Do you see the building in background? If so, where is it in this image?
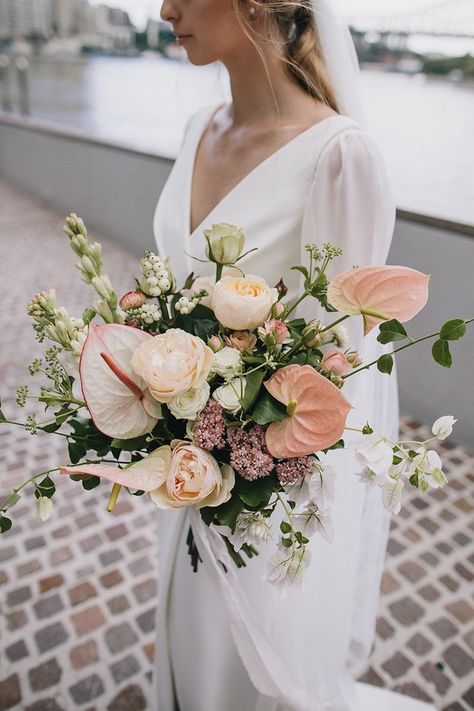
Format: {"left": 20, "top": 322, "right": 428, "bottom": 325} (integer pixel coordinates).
{"left": 0, "top": 0, "right": 52, "bottom": 40}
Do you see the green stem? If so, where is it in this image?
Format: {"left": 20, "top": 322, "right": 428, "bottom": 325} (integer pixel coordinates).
{"left": 318, "top": 314, "right": 350, "bottom": 335}
{"left": 285, "top": 290, "right": 310, "bottom": 320}
{"left": 0, "top": 468, "right": 59, "bottom": 512}
{"left": 158, "top": 296, "right": 171, "bottom": 322}
{"left": 343, "top": 324, "right": 467, "bottom": 380}
{"left": 215, "top": 263, "right": 223, "bottom": 283}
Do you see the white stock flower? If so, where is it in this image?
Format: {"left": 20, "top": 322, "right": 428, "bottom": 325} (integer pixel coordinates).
{"left": 211, "top": 346, "right": 242, "bottom": 379}
{"left": 432, "top": 415, "right": 457, "bottom": 440}
{"left": 354, "top": 433, "right": 394, "bottom": 476}
{"left": 212, "top": 377, "right": 246, "bottom": 414}
{"left": 228, "top": 512, "right": 273, "bottom": 552}
{"left": 264, "top": 544, "right": 312, "bottom": 595}
{"left": 168, "top": 382, "right": 210, "bottom": 421}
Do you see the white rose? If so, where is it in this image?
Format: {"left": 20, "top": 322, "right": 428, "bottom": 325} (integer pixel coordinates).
{"left": 211, "top": 275, "right": 278, "bottom": 330}
{"left": 168, "top": 382, "right": 210, "bottom": 420}
{"left": 211, "top": 346, "right": 242, "bottom": 379}
{"left": 212, "top": 377, "right": 246, "bottom": 414}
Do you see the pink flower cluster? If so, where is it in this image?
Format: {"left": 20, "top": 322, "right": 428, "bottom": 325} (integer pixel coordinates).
{"left": 276, "top": 456, "right": 314, "bottom": 484}
{"left": 227, "top": 425, "right": 275, "bottom": 481}
{"left": 192, "top": 399, "right": 226, "bottom": 451}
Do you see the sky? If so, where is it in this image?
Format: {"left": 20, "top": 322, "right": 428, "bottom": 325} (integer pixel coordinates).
{"left": 89, "top": 0, "right": 435, "bottom": 31}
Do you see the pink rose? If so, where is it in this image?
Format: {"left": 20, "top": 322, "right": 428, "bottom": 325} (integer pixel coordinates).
{"left": 260, "top": 319, "right": 289, "bottom": 344}
{"left": 224, "top": 330, "right": 257, "bottom": 352}
{"left": 321, "top": 351, "right": 353, "bottom": 376}
{"left": 149, "top": 441, "right": 235, "bottom": 509}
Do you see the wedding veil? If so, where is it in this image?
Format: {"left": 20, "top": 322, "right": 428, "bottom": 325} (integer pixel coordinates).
{"left": 310, "top": 0, "right": 368, "bottom": 128}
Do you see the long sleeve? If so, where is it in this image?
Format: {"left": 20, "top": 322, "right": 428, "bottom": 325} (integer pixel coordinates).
{"left": 298, "top": 125, "right": 400, "bottom": 681}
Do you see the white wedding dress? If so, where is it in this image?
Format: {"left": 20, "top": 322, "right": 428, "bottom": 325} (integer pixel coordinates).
{"left": 150, "top": 101, "right": 435, "bottom": 711}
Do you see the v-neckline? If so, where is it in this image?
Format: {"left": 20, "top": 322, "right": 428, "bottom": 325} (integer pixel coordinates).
{"left": 185, "top": 101, "right": 346, "bottom": 240}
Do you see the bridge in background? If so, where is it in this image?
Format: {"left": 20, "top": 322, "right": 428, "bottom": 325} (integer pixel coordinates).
{"left": 348, "top": 0, "right": 474, "bottom": 39}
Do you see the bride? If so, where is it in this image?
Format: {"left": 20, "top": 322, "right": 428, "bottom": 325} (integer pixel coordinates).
{"left": 151, "top": 1, "right": 433, "bottom": 710}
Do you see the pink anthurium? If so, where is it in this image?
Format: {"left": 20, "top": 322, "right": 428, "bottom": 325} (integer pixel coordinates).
{"left": 79, "top": 324, "right": 162, "bottom": 439}
{"left": 264, "top": 364, "right": 352, "bottom": 458}
{"left": 60, "top": 445, "right": 172, "bottom": 492}
{"left": 327, "top": 266, "right": 430, "bottom": 335}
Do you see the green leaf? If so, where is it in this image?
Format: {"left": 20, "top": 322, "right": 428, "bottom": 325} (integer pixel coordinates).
{"left": 240, "top": 369, "right": 266, "bottom": 413}
{"left": 377, "top": 354, "right": 394, "bottom": 374}
{"left": 280, "top": 521, "right": 292, "bottom": 534}
{"left": 432, "top": 339, "right": 452, "bottom": 368}
{"left": 0, "top": 406, "right": 5, "bottom": 423}
{"left": 3, "top": 492, "right": 21, "bottom": 510}
{"left": 34, "top": 475, "right": 56, "bottom": 500}
{"left": 215, "top": 495, "right": 244, "bottom": 532}
{"left": 409, "top": 472, "right": 419, "bottom": 487}
{"left": 68, "top": 441, "right": 87, "bottom": 465}
{"left": 0, "top": 515, "right": 12, "bottom": 533}
{"left": 110, "top": 435, "right": 149, "bottom": 451}
{"left": 281, "top": 536, "right": 293, "bottom": 548}
{"left": 200, "top": 507, "right": 215, "bottom": 526}
{"left": 131, "top": 489, "right": 145, "bottom": 497}
{"left": 419, "top": 478, "right": 429, "bottom": 494}
{"left": 377, "top": 320, "right": 408, "bottom": 344}
{"left": 42, "top": 421, "right": 62, "bottom": 433}
{"left": 82, "top": 475, "right": 101, "bottom": 491}
{"left": 250, "top": 392, "right": 286, "bottom": 425}
{"left": 439, "top": 319, "right": 466, "bottom": 341}
{"left": 193, "top": 318, "right": 219, "bottom": 342}
{"left": 238, "top": 474, "right": 277, "bottom": 509}
{"left": 290, "top": 265, "right": 309, "bottom": 287}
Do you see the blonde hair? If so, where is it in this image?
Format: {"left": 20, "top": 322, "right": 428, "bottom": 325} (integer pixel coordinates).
{"left": 232, "top": 0, "right": 340, "bottom": 115}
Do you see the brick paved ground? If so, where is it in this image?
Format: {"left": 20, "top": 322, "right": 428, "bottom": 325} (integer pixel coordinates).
{"left": 0, "top": 180, "right": 473, "bottom": 711}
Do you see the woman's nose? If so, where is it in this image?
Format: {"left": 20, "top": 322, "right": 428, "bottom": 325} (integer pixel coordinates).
{"left": 160, "top": 0, "right": 178, "bottom": 22}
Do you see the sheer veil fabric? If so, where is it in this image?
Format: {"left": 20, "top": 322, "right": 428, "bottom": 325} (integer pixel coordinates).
{"left": 149, "top": 2, "right": 435, "bottom": 710}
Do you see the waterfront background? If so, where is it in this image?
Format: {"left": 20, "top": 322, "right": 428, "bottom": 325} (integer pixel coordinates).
{"left": 4, "top": 54, "right": 474, "bottom": 226}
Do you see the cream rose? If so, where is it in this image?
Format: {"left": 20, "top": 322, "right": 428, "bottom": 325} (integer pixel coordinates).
{"left": 131, "top": 328, "right": 214, "bottom": 403}
{"left": 211, "top": 346, "right": 242, "bottom": 379}
{"left": 191, "top": 267, "right": 242, "bottom": 309}
{"left": 211, "top": 275, "right": 278, "bottom": 330}
{"left": 149, "top": 441, "right": 235, "bottom": 509}
{"left": 168, "top": 382, "right": 210, "bottom": 420}
{"left": 212, "top": 377, "right": 246, "bottom": 414}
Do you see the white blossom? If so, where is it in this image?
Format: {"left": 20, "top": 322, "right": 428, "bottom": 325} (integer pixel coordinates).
{"left": 37, "top": 496, "right": 54, "bottom": 522}
{"left": 328, "top": 323, "right": 349, "bottom": 348}
{"left": 432, "top": 415, "right": 457, "bottom": 440}
{"left": 292, "top": 504, "right": 334, "bottom": 543}
{"left": 378, "top": 473, "right": 404, "bottom": 514}
{"left": 354, "top": 433, "right": 394, "bottom": 476}
{"left": 264, "top": 544, "right": 312, "bottom": 595}
{"left": 308, "top": 465, "right": 336, "bottom": 510}
{"left": 228, "top": 512, "right": 273, "bottom": 552}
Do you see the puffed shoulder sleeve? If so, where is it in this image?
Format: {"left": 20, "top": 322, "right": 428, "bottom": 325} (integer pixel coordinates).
{"left": 298, "top": 125, "right": 396, "bottom": 327}
{"left": 304, "top": 125, "right": 395, "bottom": 269}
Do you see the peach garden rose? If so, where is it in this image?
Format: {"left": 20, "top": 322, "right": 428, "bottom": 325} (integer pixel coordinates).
{"left": 149, "top": 441, "right": 235, "bottom": 509}
{"left": 211, "top": 275, "right": 278, "bottom": 331}
{"left": 131, "top": 328, "right": 214, "bottom": 403}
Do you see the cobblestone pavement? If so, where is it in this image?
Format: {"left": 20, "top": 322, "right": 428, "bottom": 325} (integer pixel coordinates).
{"left": 0, "top": 180, "right": 473, "bottom": 711}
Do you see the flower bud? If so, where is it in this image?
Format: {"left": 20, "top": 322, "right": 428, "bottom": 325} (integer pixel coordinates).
{"left": 272, "top": 300, "right": 286, "bottom": 318}
{"left": 204, "top": 223, "right": 245, "bottom": 265}
{"left": 302, "top": 320, "right": 322, "bottom": 347}
{"left": 274, "top": 278, "right": 288, "bottom": 298}
{"left": 345, "top": 350, "right": 362, "bottom": 367}
{"left": 208, "top": 335, "right": 223, "bottom": 352}
{"left": 120, "top": 291, "right": 146, "bottom": 311}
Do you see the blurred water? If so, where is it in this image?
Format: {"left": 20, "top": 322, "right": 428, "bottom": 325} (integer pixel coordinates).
{"left": 6, "top": 54, "right": 474, "bottom": 225}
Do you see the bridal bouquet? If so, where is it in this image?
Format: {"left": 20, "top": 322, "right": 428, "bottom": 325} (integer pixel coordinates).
{"left": 1, "top": 215, "right": 471, "bottom": 589}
